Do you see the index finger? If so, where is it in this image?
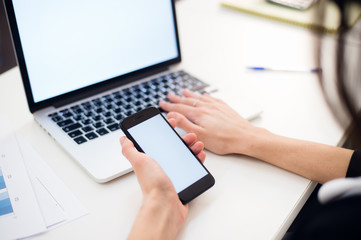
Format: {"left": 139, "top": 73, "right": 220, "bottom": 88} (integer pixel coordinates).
{"left": 159, "top": 100, "right": 198, "bottom": 122}
{"left": 182, "top": 89, "right": 213, "bottom": 103}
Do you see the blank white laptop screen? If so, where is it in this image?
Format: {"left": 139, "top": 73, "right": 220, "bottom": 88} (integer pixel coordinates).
{"left": 12, "top": 0, "right": 178, "bottom": 103}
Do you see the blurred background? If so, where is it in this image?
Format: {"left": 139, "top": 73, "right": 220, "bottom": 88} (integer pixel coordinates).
{"left": 0, "top": 1, "right": 17, "bottom": 74}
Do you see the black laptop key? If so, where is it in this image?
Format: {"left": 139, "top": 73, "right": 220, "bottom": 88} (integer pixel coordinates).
{"left": 74, "top": 114, "right": 85, "bottom": 121}
{"left": 124, "top": 90, "right": 132, "bottom": 96}
{"left": 96, "top": 128, "right": 109, "bottom": 136}
{"left": 82, "top": 104, "right": 93, "bottom": 111}
{"left": 68, "top": 130, "right": 82, "bottom": 138}
{"left": 82, "top": 126, "right": 94, "bottom": 132}
{"left": 144, "top": 103, "right": 153, "bottom": 108}
{"left": 142, "top": 83, "right": 151, "bottom": 89}
{"left": 123, "top": 111, "right": 130, "bottom": 117}
{"left": 85, "top": 132, "right": 98, "bottom": 140}
{"left": 92, "top": 115, "right": 103, "bottom": 122}
{"left": 62, "top": 111, "right": 73, "bottom": 118}
{"left": 73, "top": 108, "right": 84, "bottom": 114}
{"left": 52, "top": 115, "right": 63, "bottom": 122}
{"left": 95, "top": 107, "right": 104, "bottom": 113}
{"left": 101, "top": 94, "right": 111, "bottom": 101}
{"left": 131, "top": 86, "right": 141, "bottom": 92}
{"left": 93, "top": 102, "right": 103, "bottom": 108}
{"left": 57, "top": 119, "right": 74, "bottom": 127}
{"left": 82, "top": 101, "right": 91, "bottom": 107}
{"left": 93, "top": 122, "right": 104, "bottom": 129}
{"left": 115, "top": 114, "right": 124, "bottom": 121}
{"left": 103, "top": 111, "right": 112, "bottom": 118}
{"left": 124, "top": 104, "right": 132, "bottom": 110}
{"left": 105, "top": 104, "right": 114, "bottom": 110}
{"left": 143, "top": 90, "right": 151, "bottom": 96}
{"left": 74, "top": 136, "right": 87, "bottom": 144}
{"left": 82, "top": 119, "right": 93, "bottom": 125}
{"left": 104, "top": 118, "right": 114, "bottom": 125}
{"left": 113, "top": 108, "right": 121, "bottom": 114}
{"left": 48, "top": 112, "right": 58, "bottom": 117}
{"left": 134, "top": 94, "right": 142, "bottom": 99}
{"left": 112, "top": 92, "right": 121, "bottom": 98}
{"left": 114, "top": 100, "right": 122, "bottom": 106}
{"left": 107, "top": 123, "right": 120, "bottom": 132}
{"left": 63, "top": 123, "right": 82, "bottom": 132}
{"left": 84, "top": 111, "right": 95, "bottom": 117}
{"left": 60, "top": 109, "right": 70, "bottom": 114}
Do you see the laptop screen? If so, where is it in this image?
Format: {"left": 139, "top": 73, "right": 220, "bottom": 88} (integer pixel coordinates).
{"left": 11, "top": 0, "right": 179, "bottom": 103}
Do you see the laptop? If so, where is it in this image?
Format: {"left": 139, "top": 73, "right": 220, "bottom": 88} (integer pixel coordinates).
{"left": 4, "top": 0, "right": 262, "bottom": 183}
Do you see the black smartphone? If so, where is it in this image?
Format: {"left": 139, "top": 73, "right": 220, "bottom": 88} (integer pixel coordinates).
{"left": 120, "top": 107, "right": 215, "bottom": 204}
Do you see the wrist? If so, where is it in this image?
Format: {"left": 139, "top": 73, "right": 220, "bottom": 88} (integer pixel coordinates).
{"left": 233, "top": 126, "right": 275, "bottom": 158}
{"left": 128, "top": 190, "right": 185, "bottom": 240}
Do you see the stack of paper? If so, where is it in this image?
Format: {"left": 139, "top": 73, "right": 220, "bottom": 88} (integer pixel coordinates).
{"left": 0, "top": 116, "right": 89, "bottom": 240}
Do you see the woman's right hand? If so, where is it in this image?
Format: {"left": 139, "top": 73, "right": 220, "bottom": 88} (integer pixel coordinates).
{"left": 120, "top": 132, "right": 206, "bottom": 240}
{"left": 159, "top": 89, "right": 266, "bottom": 155}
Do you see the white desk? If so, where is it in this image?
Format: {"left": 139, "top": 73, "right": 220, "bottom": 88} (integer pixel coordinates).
{"left": 0, "top": 0, "right": 345, "bottom": 239}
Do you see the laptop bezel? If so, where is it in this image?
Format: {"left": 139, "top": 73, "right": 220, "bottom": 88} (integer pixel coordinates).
{"left": 3, "top": 0, "right": 182, "bottom": 113}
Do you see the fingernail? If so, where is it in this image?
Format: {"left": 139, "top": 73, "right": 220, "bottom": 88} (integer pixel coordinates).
{"left": 120, "top": 136, "right": 126, "bottom": 145}
{"left": 167, "top": 112, "right": 178, "bottom": 119}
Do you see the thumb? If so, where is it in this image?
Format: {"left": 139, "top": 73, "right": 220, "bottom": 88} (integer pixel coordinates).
{"left": 120, "top": 137, "right": 168, "bottom": 194}
{"left": 120, "top": 136, "right": 147, "bottom": 171}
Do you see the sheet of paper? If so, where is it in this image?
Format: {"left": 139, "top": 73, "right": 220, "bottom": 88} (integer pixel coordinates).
{"left": 17, "top": 132, "right": 89, "bottom": 229}
{"left": 0, "top": 119, "right": 47, "bottom": 240}
{"left": 0, "top": 115, "right": 89, "bottom": 239}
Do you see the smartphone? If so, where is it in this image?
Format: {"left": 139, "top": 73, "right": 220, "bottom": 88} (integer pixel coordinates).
{"left": 120, "top": 107, "right": 215, "bottom": 204}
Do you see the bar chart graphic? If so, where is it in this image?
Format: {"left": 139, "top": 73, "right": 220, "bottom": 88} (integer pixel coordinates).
{"left": 0, "top": 167, "right": 14, "bottom": 216}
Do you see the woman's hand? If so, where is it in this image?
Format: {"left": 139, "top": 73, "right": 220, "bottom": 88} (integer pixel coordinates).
{"left": 120, "top": 131, "right": 206, "bottom": 240}
{"left": 159, "top": 89, "right": 263, "bottom": 155}
{"left": 160, "top": 89, "right": 354, "bottom": 184}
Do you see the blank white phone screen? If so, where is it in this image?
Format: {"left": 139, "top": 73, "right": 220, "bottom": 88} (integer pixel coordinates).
{"left": 128, "top": 114, "right": 207, "bottom": 193}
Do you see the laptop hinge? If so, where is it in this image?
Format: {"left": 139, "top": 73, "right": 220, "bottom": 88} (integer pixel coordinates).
{"left": 53, "top": 66, "right": 169, "bottom": 108}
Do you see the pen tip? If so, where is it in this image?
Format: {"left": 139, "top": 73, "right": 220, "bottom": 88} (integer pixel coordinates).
{"left": 311, "top": 68, "right": 322, "bottom": 73}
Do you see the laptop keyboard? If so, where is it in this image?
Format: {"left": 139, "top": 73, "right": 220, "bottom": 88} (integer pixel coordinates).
{"left": 48, "top": 71, "right": 209, "bottom": 144}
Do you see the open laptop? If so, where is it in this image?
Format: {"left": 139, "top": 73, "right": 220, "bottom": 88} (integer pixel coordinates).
{"left": 4, "top": 0, "right": 262, "bottom": 183}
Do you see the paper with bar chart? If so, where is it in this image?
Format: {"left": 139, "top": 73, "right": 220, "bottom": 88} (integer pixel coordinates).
{"left": 0, "top": 116, "right": 88, "bottom": 239}
{"left": 0, "top": 168, "right": 13, "bottom": 216}
{"left": 0, "top": 123, "right": 46, "bottom": 239}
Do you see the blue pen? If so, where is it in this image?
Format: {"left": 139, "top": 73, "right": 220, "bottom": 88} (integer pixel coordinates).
{"left": 247, "top": 66, "right": 321, "bottom": 73}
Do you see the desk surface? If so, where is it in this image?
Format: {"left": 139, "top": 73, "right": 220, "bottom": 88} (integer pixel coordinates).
{"left": 0, "top": 0, "right": 345, "bottom": 239}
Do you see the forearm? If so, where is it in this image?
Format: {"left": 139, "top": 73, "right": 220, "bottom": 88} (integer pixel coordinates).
{"left": 241, "top": 127, "right": 354, "bottom": 184}
{"left": 127, "top": 191, "right": 183, "bottom": 240}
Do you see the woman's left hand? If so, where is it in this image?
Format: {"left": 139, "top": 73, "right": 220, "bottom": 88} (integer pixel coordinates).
{"left": 159, "top": 89, "right": 257, "bottom": 155}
